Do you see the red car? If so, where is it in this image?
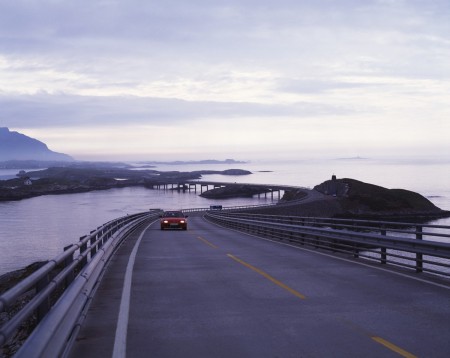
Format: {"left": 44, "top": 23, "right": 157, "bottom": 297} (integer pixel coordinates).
{"left": 160, "top": 211, "right": 188, "bottom": 230}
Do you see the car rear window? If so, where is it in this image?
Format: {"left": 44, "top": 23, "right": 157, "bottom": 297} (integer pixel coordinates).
{"left": 163, "top": 211, "right": 184, "bottom": 217}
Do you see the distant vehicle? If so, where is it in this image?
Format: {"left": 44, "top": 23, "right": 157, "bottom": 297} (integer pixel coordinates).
{"left": 160, "top": 211, "right": 188, "bottom": 230}
{"left": 210, "top": 205, "right": 223, "bottom": 210}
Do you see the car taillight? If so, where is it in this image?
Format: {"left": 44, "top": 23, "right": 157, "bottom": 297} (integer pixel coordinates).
{"left": 180, "top": 220, "right": 185, "bottom": 223}
{"left": 163, "top": 220, "right": 169, "bottom": 223}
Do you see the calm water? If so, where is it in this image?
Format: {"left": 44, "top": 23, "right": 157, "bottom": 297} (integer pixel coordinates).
{"left": 1, "top": 158, "right": 449, "bottom": 275}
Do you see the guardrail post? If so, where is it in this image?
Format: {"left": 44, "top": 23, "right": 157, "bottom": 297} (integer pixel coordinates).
{"left": 107, "top": 224, "right": 113, "bottom": 239}
{"left": 416, "top": 225, "right": 423, "bottom": 273}
{"left": 288, "top": 218, "right": 294, "bottom": 241}
{"left": 37, "top": 273, "right": 50, "bottom": 322}
{"left": 90, "top": 231, "right": 98, "bottom": 258}
{"left": 79, "top": 235, "right": 88, "bottom": 268}
{"left": 380, "top": 225, "right": 387, "bottom": 264}
{"left": 103, "top": 226, "right": 108, "bottom": 244}
{"left": 64, "top": 244, "right": 75, "bottom": 287}
{"left": 99, "top": 227, "right": 104, "bottom": 246}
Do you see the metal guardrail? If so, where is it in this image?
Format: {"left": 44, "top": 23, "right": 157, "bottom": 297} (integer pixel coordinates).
{"left": 182, "top": 203, "right": 275, "bottom": 213}
{"left": 0, "top": 209, "right": 162, "bottom": 357}
{"left": 2, "top": 207, "right": 449, "bottom": 356}
{"left": 180, "top": 190, "right": 318, "bottom": 214}
{"left": 185, "top": 179, "right": 309, "bottom": 191}
{"left": 205, "top": 212, "right": 450, "bottom": 277}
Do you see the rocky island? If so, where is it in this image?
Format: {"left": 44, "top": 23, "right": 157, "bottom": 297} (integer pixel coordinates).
{"left": 0, "top": 166, "right": 252, "bottom": 201}
{"left": 200, "top": 184, "right": 271, "bottom": 198}
{"left": 0, "top": 160, "right": 447, "bottom": 221}
{"left": 248, "top": 177, "right": 449, "bottom": 221}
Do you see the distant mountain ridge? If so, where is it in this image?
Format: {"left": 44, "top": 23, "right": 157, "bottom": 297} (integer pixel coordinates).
{"left": 0, "top": 127, "right": 73, "bottom": 161}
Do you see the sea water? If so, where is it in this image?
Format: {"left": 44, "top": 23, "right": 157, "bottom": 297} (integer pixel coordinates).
{"left": 0, "top": 158, "right": 449, "bottom": 275}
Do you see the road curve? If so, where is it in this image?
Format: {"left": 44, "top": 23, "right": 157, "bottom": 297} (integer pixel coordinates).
{"left": 68, "top": 215, "right": 450, "bottom": 358}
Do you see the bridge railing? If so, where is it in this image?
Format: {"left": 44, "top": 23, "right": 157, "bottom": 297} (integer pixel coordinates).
{"left": 0, "top": 209, "right": 162, "bottom": 357}
{"left": 205, "top": 212, "right": 450, "bottom": 277}
{"left": 182, "top": 203, "right": 275, "bottom": 213}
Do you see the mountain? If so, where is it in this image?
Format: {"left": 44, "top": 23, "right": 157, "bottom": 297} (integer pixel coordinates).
{"left": 0, "top": 127, "right": 74, "bottom": 161}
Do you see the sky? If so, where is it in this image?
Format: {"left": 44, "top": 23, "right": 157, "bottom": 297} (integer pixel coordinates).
{"left": 1, "top": 0, "right": 449, "bottom": 161}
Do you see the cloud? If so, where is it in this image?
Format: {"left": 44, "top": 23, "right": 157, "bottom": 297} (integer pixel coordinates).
{"left": 2, "top": 0, "right": 449, "bottom": 96}
{"left": 0, "top": 92, "right": 353, "bottom": 129}
{"left": 0, "top": 0, "right": 449, "bottom": 160}
{"left": 277, "top": 79, "right": 373, "bottom": 94}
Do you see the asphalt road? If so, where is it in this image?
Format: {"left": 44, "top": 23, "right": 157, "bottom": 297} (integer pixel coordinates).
{"left": 69, "top": 214, "right": 450, "bottom": 358}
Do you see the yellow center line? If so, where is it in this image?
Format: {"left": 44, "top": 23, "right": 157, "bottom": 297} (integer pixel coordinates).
{"left": 227, "top": 254, "right": 306, "bottom": 300}
{"left": 371, "top": 337, "right": 417, "bottom": 358}
{"left": 197, "top": 236, "right": 219, "bottom": 249}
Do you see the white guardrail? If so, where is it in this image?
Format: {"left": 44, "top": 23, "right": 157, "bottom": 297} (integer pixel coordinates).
{"left": 0, "top": 209, "right": 162, "bottom": 357}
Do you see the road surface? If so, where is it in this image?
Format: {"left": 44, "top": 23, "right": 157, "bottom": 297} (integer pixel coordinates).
{"left": 69, "top": 214, "right": 450, "bottom": 358}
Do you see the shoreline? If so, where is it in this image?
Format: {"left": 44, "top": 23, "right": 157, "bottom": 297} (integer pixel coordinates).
{"left": 0, "top": 167, "right": 253, "bottom": 202}
{"left": 1, "top": 174, "right": 449, "bottom": 278}
{"left": 0, "top": 262, "right": 47, "bottom": 294}
{"left": 1, "top": 204, "right": 449, "bottom": 289}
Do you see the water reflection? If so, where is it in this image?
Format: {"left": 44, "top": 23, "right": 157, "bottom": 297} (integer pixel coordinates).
{"left": 0, "top": 187, "right": 275, "bottom": 274}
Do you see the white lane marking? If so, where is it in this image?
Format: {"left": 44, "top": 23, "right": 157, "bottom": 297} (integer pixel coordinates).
{"left": 112, "top": 222, "right": 154, "bottom": 358}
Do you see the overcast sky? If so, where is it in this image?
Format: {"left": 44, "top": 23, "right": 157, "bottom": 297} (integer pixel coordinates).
{"left": 1, "top": 0, "right": 449, "bottom": 161}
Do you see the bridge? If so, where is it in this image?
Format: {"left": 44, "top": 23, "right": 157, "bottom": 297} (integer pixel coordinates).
{"left": 1, "top": 206, "right": 450, "bottom": 357}
{"left": 147, "top": 180, "right": 306, "bottom": 199}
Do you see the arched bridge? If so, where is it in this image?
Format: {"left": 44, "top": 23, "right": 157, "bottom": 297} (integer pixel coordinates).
{"left": 1, "top": 208, "right": 450, "bottom": 357}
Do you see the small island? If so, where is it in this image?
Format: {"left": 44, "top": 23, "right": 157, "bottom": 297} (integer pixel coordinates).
{"left": 0, "top": 165, "right": 252, "bottom": 201}
{"left": 200, "top": 184, "right": 271, "bottom": 199}
{"left": 248, "top": 176, "right": 450, "bottom": 221}
{"left": 0, "top": 163, "right": 448, "bottom": 221}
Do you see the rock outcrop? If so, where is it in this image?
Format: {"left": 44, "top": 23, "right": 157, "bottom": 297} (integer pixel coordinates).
{"left": 200, "top": 184, "right": 268, "bottom": 198}
{"left": 0, "top": 166, "right": 253, "bottom": 201}
{"left": 273, "top": 177, "right": 448, "bottom": 220}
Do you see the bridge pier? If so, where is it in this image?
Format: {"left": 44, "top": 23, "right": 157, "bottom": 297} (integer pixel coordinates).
{"left": 257, "top": 189, "right": 282, "bottom": 200}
